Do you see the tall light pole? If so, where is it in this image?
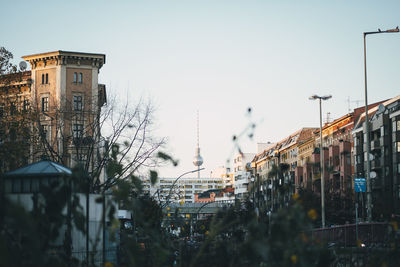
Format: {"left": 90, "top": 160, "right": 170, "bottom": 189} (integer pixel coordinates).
{"left": 363, "top": 26, "right": 399, "bottom": 222}
{"left": 162, "top": 168, "right": 205, "bottom": 207}
{"left": 309, "top": 94, "right": 332, "bottom": 228}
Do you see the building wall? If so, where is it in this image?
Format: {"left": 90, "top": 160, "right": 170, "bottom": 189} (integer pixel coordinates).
{"left": 142, "top": 177, "right": 225, "bottom": 204}
{"left": 233, "top": 152, "right": 255, "bottom": 199}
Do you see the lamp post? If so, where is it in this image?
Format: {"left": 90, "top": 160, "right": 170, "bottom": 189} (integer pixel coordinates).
{"left": 363, "top": 26, "right": 399, "bottom": 222}
{"left": 309, "top": 94, "right": 332, "bottom": 228}
{"left": 162, "top": 168, "right": 205, "bottom": 207}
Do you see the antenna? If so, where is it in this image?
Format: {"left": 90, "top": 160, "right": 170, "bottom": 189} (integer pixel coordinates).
{"left": 197, "top": 110, "right": 200, "bottom": 147}
{"left": 19, "top": 61, "right": 27, "bottom": 71}
{"left": 193, "top": 110, "right": 203, "bottom": 179}
{"left": 325, "top": 112, "right": 331, "bottom": 124}
{"left": 347, "top": 96, "right": 363, "bottom": 113}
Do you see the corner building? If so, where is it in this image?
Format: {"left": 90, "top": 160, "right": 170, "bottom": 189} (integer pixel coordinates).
{"left": 0, "top": 51, "right": 106, "bottom": 177}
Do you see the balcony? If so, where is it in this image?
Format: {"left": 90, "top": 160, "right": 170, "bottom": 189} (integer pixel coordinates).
{"left": 371, "top": 140, "right": 381, "bottom": 151}
{"left": 370, "top": 159, "right": 382, "bottom": 170}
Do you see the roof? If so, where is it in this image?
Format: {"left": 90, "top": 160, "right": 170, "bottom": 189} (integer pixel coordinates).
{"left": 252, "top": 128, "right": 317, "bottom": 163}
{"left": 3, "top": 161, "right": 72, "bottom": 177}
{"left": 0, "top": 71, "right": 32, "bottom": 87}
{"left": 353, "top": 95, "right": 400, "bottom": 131}
{"left": 22, "top": 50, "right": 106, "bottom": 63}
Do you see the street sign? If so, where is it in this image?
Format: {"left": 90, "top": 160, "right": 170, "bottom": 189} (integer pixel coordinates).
{"left": 354, "top": 178, "right": 366, "bottom": 192}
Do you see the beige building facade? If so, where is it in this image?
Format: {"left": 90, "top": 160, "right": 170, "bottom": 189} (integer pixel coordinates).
{"left": 0, "top": 51, "right": 106, "bottom": 179}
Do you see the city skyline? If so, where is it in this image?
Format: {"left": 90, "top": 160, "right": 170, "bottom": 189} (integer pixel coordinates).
{"left": 1, "top": 0, "right": 400, "bottom": 178}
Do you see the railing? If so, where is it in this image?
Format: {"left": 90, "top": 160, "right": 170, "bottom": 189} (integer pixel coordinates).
{"left": 71, "top": 249, "right": 117, "bottom": 266}
{"left": 309, "top": 223, "right": 392, "bottom": 247}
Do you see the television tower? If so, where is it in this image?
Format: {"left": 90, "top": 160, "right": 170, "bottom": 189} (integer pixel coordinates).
{"left": 193, "top": 111, "right": 203, "bottom": 179}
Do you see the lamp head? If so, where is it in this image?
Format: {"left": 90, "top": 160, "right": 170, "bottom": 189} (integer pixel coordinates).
{"left": 321, "top": 95, "right": 332, "bottom": 100}
{"left": 386, "top": 26, "right": 399, "bottom": 32}
{"left": 309, "top": 95, "right": 318, "bottom": 100}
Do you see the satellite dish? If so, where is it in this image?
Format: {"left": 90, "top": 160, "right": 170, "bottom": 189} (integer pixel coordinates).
{"left": 369, "top": 153, "right": 374, "bottom": 161}
{"left": 377, "top": 104, "right": 385, "bottom": 114}
{"left": 19, "top": 61, "right": 27, "bottom": 71}
{"left": 370, "top": 171, "right": 377, "bottom": 179}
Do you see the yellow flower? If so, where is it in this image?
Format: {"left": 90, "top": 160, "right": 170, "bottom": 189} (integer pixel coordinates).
{"left": 307, "top": 209, "right": 317, "bottom": 220}
{"left": 104, "top": 262, "right": 114, "bottom": 267}
{"left": 205, "top": 230, "right": 209, "bottom": 235}
{"left": 167, "top": 207, "right": 171, "bottom": 211}
{"left": 167, "top": 213, "right": 171, "bottom": 217}
{"left": 290, "top": 255, "right": 298, "bottom": 264}
{"left": 292, "top": 193, "right": 299, "bottom": 201}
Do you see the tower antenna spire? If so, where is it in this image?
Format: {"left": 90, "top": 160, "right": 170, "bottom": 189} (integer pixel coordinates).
{"left": 193, "top": 110, "right": 203, "bottom": 179}
{"left": 197, "top": 110, "right": 200, "bottom": 147}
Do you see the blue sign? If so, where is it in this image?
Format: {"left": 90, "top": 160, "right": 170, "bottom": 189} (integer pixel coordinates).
{"left": 354, "top": 178, "right": 366, "bottom": 193}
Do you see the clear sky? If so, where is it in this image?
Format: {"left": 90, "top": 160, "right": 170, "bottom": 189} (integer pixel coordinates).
{"left": 1, "top": 0, "right": 400, "bottom": 178}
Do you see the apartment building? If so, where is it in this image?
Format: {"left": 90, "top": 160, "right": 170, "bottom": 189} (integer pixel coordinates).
{"left": 142, "top": 176, "right": 225, "bottom": 204}
{"left": 233, "top": 152, "right": 255, "bottom": 200}
{"left": 352, "top": 95, "right": 400, "bottom": 218}
{"left": 0, "top": 50, "right": 106, "bottom": 178}
{"left": 210, "top": 166, "right": 234, "bottom": 186}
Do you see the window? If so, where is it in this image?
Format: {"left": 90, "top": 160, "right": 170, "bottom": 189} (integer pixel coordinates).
{"left": 72, "top": 123, "right": 84, "bottom": 138}
{"left": 0, "top": 105, "right": 3, "bottom": 117}
{"left": 41, "top": 96, "right": 49, "bottom": 112}
{"left": 45, "top": 73, "right": 48, "bottom": 84}
{"left": 23, "top": 99, "right": 29, "bottom": 111}
{"left": 42, "top": 74, "right": 45, "bottom": 84}
{"left": 73, "top": 95, "right": 83, "bottom": 111}
{"left": 73, "top": 72, "right": 77, "bottom": 83}
{"left": 10, "top": 102, "right": 16, "bottom": 115}
{"left": 40, "top": 125, "right": 50, "bottom": 142}
{"left": 79, "top": 72, "right": 83, "bottom": 83}
{"left": 75, "top": 153, "right": 87, "bottom": 165}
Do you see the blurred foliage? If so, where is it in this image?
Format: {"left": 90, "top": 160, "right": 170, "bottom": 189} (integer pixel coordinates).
{"left": 184, "top": 200, "right": 334, "bottom": 267}
{"left": 0, "top": 169, "right": 85, "bottom": 267}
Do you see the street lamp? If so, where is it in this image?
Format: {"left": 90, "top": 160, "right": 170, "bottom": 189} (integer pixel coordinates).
{"left": 309, "top": 94, "right": 332, "bottom": 228}
{"left": 162, "top": 167, "right": 205, "bottom": 207}
{"left": 363, "top": 26, "right": 399, "bottom": 222}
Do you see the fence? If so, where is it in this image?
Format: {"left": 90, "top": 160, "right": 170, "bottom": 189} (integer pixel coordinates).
{"left": 310, "top": 222, "right": 392, "bottom": 247}
{"left": 71, "top": 249, "right": 117, "bottom": 266}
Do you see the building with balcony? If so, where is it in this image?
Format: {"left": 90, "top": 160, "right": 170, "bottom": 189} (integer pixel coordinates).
{"left": 352, "top": 94, "right": 400, "bottom": 218}
{"left": 142, "top": 176, "right": 225, "bottom": 204}
{"left": 233, "top": 152, "right": 255, "bottom": 200}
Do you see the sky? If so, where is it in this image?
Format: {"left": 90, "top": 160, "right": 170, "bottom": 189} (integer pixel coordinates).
{"left": 1, "top": 0, "right": 400, "bottom": 178}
